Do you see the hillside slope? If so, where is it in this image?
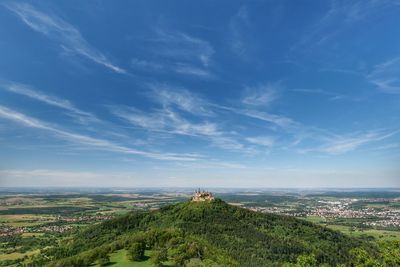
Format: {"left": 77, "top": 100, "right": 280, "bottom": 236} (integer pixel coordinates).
{"left": 46, "top": 199, "right": 381, "bottom": 267}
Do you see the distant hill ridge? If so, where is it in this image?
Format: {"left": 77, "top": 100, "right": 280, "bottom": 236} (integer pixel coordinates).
{"left": 47, "top": 197, "right": 382, "bottom": 267}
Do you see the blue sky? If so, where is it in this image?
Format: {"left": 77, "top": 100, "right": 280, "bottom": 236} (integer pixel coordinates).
{"left": 0, "top": 0, "right": 399, "bottom": 187}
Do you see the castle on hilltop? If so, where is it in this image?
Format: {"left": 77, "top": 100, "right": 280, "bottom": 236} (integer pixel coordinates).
{"left": 191, "top": 189, "right": 215, "bottom": 202}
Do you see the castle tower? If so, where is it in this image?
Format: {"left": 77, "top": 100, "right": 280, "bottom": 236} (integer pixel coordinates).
{"left": 191, "top": 189, "right": 215, "bottom": 202}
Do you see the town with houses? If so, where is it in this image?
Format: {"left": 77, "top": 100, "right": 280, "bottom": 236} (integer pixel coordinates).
{"left": 248, "top": 196, "right": 400, "bottom": 229}
{"left": 0, "top": 214, "right": 113, "bottom": 237}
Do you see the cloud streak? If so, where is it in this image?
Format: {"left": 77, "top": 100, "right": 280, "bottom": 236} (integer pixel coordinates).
{"left": 309, "top": 130, "right": 398, "bottom": 155}
{"left": 147, "top": 84, "right": 213, "bottom": 116}
{"left": 229, "top": 108, "right": 296, "bottom": 129}
{"left": 110, "top": 104, "right": 249, "bottom": 152}
{"left": 110, "top": 106, "right": 220, "bottom": 138}
{"left": 4, "top": 2, "right": 125, "bottom": 73}
{"left": 153, "top": 28, "right": 214, "bottom": 67}
{"left": 0, "top": 80, "right": 99, "bottom": 123}
{"left": 242, "top": 82, "right": 281, "bottom": 106}
{"left": 130, "top": 28, "right": 214, "bottom": 78}
{"left": 246, "top": 136, "right": 275, "bottom": 147}
{"left": 292, "top": 88, "right": 346, "bottom": 100}
{"left": 130, "top": 58, "right": 211, "bottom": 78}
{"left": 173, "top": 64, "right": 211, "bottom": 78}
{"left": 368, "top": 57, "right": 400, "bottom": 94}
{"left": 135, "top": 85, "right": 395, "bottom": 156}
{"left": 0, "top": 105, "right": 198, "bottom": 161}
{"left": 229, "top": 6, "right": 250, "bottom": 58}
{"left": 289, "top": 0, "right": 398, "bottom": 54}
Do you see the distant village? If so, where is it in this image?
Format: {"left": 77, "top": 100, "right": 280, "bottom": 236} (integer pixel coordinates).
{"left": 249, "top": 197, "right": 400, "bottom": 229}
{"left": 0, "top": 215, "right": 112, "bottom": 237}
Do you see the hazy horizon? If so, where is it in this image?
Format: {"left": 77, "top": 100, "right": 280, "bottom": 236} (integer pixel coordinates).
{"left": 0, "top": 1, "right": 399, "bottom": 188}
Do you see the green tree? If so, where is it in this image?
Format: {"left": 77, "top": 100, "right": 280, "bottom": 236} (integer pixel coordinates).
{"left": 150, "top": 248, "right": 168, "bottom": 267}
{"left": 379, "top": 240, "right": 400, "bottom": 267}
{"left": 350, "top": 248, "right": 383, "bottom": 267}
{"left": 295, "top": 254, "right": 317, "bottom": 267}
{"left": 283, "top": 254, "right": 318, "bottom": 267}
{"left": 129, "top": 241, "right": 146, "bottom": 261}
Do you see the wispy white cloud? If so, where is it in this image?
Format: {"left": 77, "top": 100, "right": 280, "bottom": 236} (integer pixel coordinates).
{"left": 131, "top": 58, "right": 165, "bottom": 72}
{"left": 173, "top": 64, "right": 211, "bottom": 78}
{"left": 111, "top": 106, "right": 219, "bottom": 138}
{"left": 292, "top": 88, "right": 346, "bottom": 100}
{"left": 290, "top": 0, "right": 398, "bottom": 53}
{"left": 210, "top": 136, "right": 245, "bottom": 151}
{"left": 175, "top": 160, "right": 247, "bottom": 170}
{"left": 111, "top": 84, "right": 270, "bottom": 152}
{"left": 139, "top": 86, "right": 296, "bottom": 150}
{"left": 116, "top": 83, "right": 395, "bottom": 156}
{"left": 147, "top": 83, "right": 213, "bottom": 116}
{"left": 0, "top": 105, "right": 48, "bottom": 129}
{"left": 130, "top": 28, "right": 214, "bottom": 78}
{"left": 111, "top": 107, "right": 166, "bottom": 131}
{"left": 319, "top": 68, "right": 363, "bottom": 76}
{"left": 339, "top": 0, "right": 396, "bottom": 23}
{"left": 246, "top": 136, "right": 275, "bottom": 147}
{"left": 229, "top": 6, "right": 250, "bottom": 58}
{"left": 372, "top": 143, "right": 400, "bottom": 151}
{"left": 0, "top": 80, "right": 99, "bottom": 123}
{"left": 311, "top": 130, "right": 398, "bottom": 155}
{"left": 167, "top": 114, "right": 219, "bottom": 137}
{"left": 231, "top": 108, "right": 296, "bottom": 129}
{"left": 370, "top": 79, "right": 400, "bottom": 94}
{"left": 4, "top": 2, "right": 125, "bottom": 73}
{"left": 0, "top": 105, "right": 198, "bottom": 161}
{"left": 242, "top": 82, "right": 281, "bottom": 106}
{"left": 110, "top": 105, "right": 250, "bottom": 152}
{"left": 221, "top": 104, "right": 395, "bottom": 156}
{"left": 130, "top": 58, "right": 211, "bottom": 78}
{"left": 368, "top": 57, "right": 400, "bottom": 94}
{"left": 153, "top": 28, "right": 214, "bottom": 67}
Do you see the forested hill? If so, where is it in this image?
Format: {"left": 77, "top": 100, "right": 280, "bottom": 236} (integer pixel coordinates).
{"left": 43, "top": 199, "right": 393, "bottom": 267}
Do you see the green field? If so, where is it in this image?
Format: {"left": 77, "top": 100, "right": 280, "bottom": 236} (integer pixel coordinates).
{"left": 302, "top": 216, "right": 400, "bottom": 241}
{"left": 0, "top": 249, "right": 39, "bottom": 261}
{"left": 325, "top": 224, "right": 400, "bottom": 241}
{"left": 94, "top": 250, "right": 173, "bottom": 267}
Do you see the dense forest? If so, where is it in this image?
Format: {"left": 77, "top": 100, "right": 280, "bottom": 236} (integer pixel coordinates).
{"left": 16, "top": 199, "right": 400, "bottom": 267}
